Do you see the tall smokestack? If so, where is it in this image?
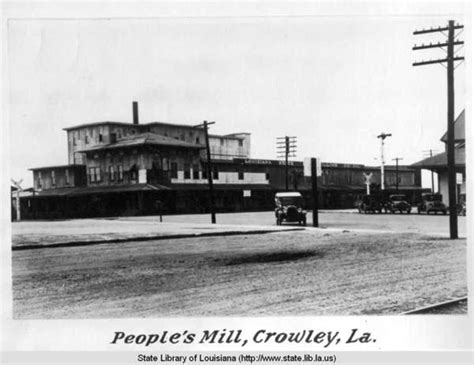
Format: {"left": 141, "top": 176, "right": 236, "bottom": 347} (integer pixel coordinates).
{"left": 133, "top": 101, "right": 139, "bottom": 125}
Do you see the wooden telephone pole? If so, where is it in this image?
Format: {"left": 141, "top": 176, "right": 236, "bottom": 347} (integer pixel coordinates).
{"left": 413, "top": 20, "right": 464, "bottom": 239}
{"left": 194, "top": 121, "right": 216, "bottom": 224}
{"left": 277, "top": 136, "right": 297, "bottom": 191}
{"left": 392, "top": 157, "right": 403, "bottom": 191}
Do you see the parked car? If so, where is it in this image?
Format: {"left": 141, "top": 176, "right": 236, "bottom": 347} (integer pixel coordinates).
{"left": 356, "top": 194, "right": 383, "bottom": 214}
{"left": 417, "top": 193, "right": 447, "bottom": 215}
{"left": 274, "top": 192, "right": 307, "bottom": 226}
{"left": 384, "top": 194, "right": 411, "bottom": 214}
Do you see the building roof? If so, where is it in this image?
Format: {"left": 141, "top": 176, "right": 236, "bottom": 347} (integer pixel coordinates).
{"left": 29, "top": 164, "right": 85, "bottom": 171}
{"left": 77, "top": 132, "right": 205, "bottom": 153}
{"left": 63, "top": 121, "right": 137, "bottom": 131}
{"left": 410, "top": 148, "right": 465, "bottom": 170}
{"left": 440, "top": 110, "right": 465, "bottom": 142}
{"left": 34, "top": 183, "right": 170, "bottom": 197}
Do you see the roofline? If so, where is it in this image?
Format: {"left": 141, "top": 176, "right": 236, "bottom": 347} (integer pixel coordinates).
{"left": 62, "top": 121, "right": 251, "bottom": 138}
{"left": 29, "top": 164, "right": 86, "bottom": 171}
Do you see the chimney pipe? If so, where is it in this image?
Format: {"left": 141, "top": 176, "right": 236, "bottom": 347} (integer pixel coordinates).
{"left": 133, "top": 101, "right": 139, "bottom": 125}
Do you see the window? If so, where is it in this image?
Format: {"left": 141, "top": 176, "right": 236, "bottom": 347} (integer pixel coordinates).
{"left": 266, "top": 172, "right": 270, "bottom": 181}
{"left": 73, "top": 137, "right": 76, "bottom": 146}
{"left": 51, "top": 171, "right": 56, "bottom": 186}
{"left": 117, "top": 165, "right": 123, "bottom": 181}
{"left": 85, "top": 135, "right": 89, "bottom": 144}
{"left": 171, "top": 163, "right": 178, "bottom": 179}
{"left": 37, "top": 171, "right": 42, "bottom": 189}
{"left": 109, "top": 166, "right": 115, "bottom": 181}
{"left": 130, "top": 166, "right": 138, "bottom": 181}
{"left": 196, "top": 137, "right": 200, "bottom": 144}
{"left": 213, "top": 166, "right": 219, "bottom": 180}
{"left": 202, "top": 166, "right": 208, "bottom": 179}
{"left": 220, "top": 139, "right": 224, "bottom": 146}
{"left": 238, "top": 170, "right": 244, "bottom": 180}
{"left": 99, "top": 134, "right": 103, "bottom": 142}
{"left": 65, "top": 169, "right": 70, "bottom": 185}
{"left": 193, "top": 165, "right": 200, "bottom": 179}
{"left": 238, "top": 139, "right": 243, "bottom": 147}
{"left": 184, "top": 163, "right": 191, "bottom": 179}
{"left": 110, "top": 133, "right": 117, "bottom": 143}
{"left": 88, "top": 167, "right": 101, "bottom": 183}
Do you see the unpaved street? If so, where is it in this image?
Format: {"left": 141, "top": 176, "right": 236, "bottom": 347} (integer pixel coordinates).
{"left": 13, "top": 230, "right": 466, "bottom": 318}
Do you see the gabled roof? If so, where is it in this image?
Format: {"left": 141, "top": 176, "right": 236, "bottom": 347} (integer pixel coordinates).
{"left": 77, "top": 132, "right": 205, "bottom": 153}
{"left": 441, "top": 110, "right": 465, "bottom": 142}
{"left": 410, "top": 148, "right": 465, "bottom": 169}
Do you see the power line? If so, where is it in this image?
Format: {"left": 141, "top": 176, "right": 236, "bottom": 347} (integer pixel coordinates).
{"left": 413, "top": 20, "right": 464, "bottom": 239}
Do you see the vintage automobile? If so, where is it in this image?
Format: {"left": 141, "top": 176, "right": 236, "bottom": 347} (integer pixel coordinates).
{"left": 417, "top": 193, "right": 447, "bottom": 215}
{"left": 384, "top": 194, "right": 412, "bottom": 214}
{"left": 274, "top": 192, "right": 307, "bottom": 226}
{"left": 356, "top": 194, "right": 383, "bottom": 214}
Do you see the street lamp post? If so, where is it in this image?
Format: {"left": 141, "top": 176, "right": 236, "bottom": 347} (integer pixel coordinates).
{"left": 377, "top": 133, "right": 392, "bottom": 190}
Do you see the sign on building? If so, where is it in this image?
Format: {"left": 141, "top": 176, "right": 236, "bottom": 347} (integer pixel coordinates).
{"left": 243, "top": 190, "right": 251, "bottom": 197}
{"left": 304, "top": 157, "right": 322, "bottom": 177}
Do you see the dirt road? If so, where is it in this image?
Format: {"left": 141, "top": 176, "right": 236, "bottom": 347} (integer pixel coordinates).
{"left": 12, "top": 230, "right": 466, "bottom": 318}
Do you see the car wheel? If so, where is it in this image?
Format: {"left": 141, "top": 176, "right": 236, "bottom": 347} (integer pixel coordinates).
{"left": 417, "top": 208, "right": 421, "bottom": 214}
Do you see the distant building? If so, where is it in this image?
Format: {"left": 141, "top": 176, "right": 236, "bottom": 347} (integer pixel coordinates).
{"left": 411, "top": 110, "right": 466, "bottom": 206}
{"left": 18, "top": 103, "right": 425, "bottom": 219}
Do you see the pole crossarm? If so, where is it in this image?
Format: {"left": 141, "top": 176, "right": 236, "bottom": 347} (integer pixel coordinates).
{"left": 413, "top": 41, "right": 464, "bottom": 50}
{"left": 413, "top": 57, "right": 464, "bottom": 66}
{"left": 413, "top": 24, "right": 463, "bottom": 35}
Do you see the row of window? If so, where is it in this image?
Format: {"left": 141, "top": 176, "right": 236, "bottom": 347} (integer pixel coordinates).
{"left": 36, "top": 170, "right": 70, "bottom": 188}
{"left": 88, "top": 165, "right": 126, "bottom": 183}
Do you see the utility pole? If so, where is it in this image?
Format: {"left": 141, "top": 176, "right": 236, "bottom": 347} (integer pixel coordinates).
{"left": 413, "top": 20, "right": 464, "bottom": 239}
{"left": 377, "top": 133, "right": 392, "bottom": 190}
{"left": 422, "top": 149, "right": 438, "bottom": 193}
{"left": 277, "top": 136, "right": 297, "bottom": 191}
{"left": 392, "top": 157, "right": 403, "bottom": 191}
{"left": 194, "top": 121, "right": 216, "bottom": 224}
{"left": 311, "top": 158, "right": 319, "bottom": 227}
{"left": 11, "top": 179, "right": 23, "bottom": 221}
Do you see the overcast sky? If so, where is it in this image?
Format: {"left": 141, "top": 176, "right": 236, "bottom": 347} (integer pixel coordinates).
{"left": 7, "top": 7, "right": 468, "bottom": 187}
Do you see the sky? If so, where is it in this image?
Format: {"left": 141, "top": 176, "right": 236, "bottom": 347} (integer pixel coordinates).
{"left": 6, "top": 7, "right": 468, "bottom": 188}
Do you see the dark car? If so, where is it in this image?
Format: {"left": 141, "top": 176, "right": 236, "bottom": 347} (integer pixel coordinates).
{"left": 356, "top": 195, "right": 383, "bottom": 214}
{"left": 275, "top": 192, "right": 307, "bottom": 226}
{"left": 384, "top": 194, "right": 411, "bottom": 214}
{"left": 417, "top": 193, "right": 447, "bottom": 215}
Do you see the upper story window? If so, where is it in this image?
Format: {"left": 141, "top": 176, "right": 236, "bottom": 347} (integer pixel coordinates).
{"left": 213, "top": 166, "right": 219, "bottom": 180}
{"left": 99, "top": 134, "right": 103, "bottom": 142}
{"left": 196, "top": 137, "right": 200, "bottom": 144}
{"left": 193, "top": 165, "right": 199, "bottom": 179}
{"left": 65, "top": 169, "right": 70, "bottom": 186}
{"left": 220, "top": 139, "right": 224, "bottom": 146}
{"left": 110, "top": 133, "right": 117, "bottom": 143}
{"left": 51, "top": 170, "right": 56, "bottom": 186}
{"left": 88, "top": 167, "right": 101, "bottom": 183}
{"left": 238, "top": 139, "right": 243, "bottom": 147}
{"left": 37, "top": 171, "right": 43, "bottom": 189}
{"left": 73, "top": 137, "right": 76, "bottom": 146}
{"left": 85, "top": 135, "right": 89, "bottom": 144}
{"left": 117, "top": 165, "right": 123, "bottom": 181}
{"left": 238, "top": 170, "right": 244, "bottom": 180}
{"left": 171, "top": 162, "right": 178, "bottom": 179}
{"left": 184, "top": 164, "right": 191, "bottom": 179}
{"left": 109, "top": 166, "right": 115, "bottom": 182}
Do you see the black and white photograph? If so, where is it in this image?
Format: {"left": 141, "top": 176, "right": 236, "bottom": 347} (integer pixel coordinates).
{"left": 1, "top": 0, "right": 472, "bottom": 363}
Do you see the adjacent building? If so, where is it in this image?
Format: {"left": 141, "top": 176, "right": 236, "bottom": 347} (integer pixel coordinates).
{"left": 411, "top": 110, "right": 466, "bottom": 206}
